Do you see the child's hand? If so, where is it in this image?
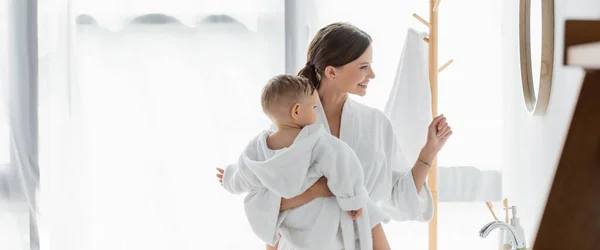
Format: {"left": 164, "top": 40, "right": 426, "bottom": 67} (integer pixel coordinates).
{"left": 349, "top": 208, "right": 363, "bottom": 220}
{"left": 216, "top": 168, "right": 224, "bottom": 185}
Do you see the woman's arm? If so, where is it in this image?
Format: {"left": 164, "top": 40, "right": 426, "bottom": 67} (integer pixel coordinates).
{"left": 381, "top": 114, "right": 451, "bottom": 222}
{"left": 411, "top": 115, "right": 452, "bottom": 192}
{"left": 242, "top": 178, "right": 332, "bottom": 245}
{"left": 412, "top": 147, "right": 436, "bottom": 193}
{"left": 280, "top": 191, "right": 316, "bottom": 211}
{"left": 280, "top": 177, "right": 332, "bottom": 211}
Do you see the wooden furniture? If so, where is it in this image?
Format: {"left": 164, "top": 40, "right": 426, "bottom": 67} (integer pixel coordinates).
{"left": 412, "top": 1, "right": 454, "bottom": 249}
{"left": 532, "top": 20, "right": 600, "bottom": 250}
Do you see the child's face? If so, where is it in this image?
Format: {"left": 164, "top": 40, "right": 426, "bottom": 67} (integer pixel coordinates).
{"left": 294, "top": 92, "right": 318, "bottom": 127}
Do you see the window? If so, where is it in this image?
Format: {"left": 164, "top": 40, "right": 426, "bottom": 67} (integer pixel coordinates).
{"left": 39, "top": 1, "right": 287, "bottom": 249}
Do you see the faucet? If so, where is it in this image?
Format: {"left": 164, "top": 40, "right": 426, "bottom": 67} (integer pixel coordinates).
{"left": 479, "top": 221, "right": 526, "bottom": 250}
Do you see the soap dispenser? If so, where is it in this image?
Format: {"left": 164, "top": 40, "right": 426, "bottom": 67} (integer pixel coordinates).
{"left": 504, "top": 206, "right": 526, "bottom": 250}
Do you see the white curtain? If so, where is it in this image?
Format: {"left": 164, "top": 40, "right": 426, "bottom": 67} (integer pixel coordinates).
{"left": 39, "top": 0, "right": 285, "bottom": 249}
{"left": 1, "top": 0, "right": 22, "bottom": 248}
{"left": 1, "top": 0, "right": 9, "bottom": 246}
{"left": 73, "top": 0, "right": 277, "bottom": 32}
{"left": 0, "top": 0, "right": 8, "bottom": 172}
{"left": 2, "top": 0, "right": 39, "bottom": 249}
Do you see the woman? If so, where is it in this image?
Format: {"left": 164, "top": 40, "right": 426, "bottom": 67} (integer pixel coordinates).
{"left": 246, "top": 22, "right": 452, "bottom": 250}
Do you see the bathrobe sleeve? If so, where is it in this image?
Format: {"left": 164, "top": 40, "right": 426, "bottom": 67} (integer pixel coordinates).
{"left": 243, "top": 188, "right": 283, "bottom": 246}
{"left": 222, "top": 156, "right": 255, "bottom": 194}
{"left": 236, "top": 124, "right": 284, "bottom": 246}
{"left": 382, "top": 117, "right": 434, "bottom": 222}
{"left": 317, "top": 144, "right": 369, "bottom": 211}
{"left": 222, "top": 134, "right": 268, "bottom": 194}
{"left": 222, "top": 140, "right": 264, "bottom": 195}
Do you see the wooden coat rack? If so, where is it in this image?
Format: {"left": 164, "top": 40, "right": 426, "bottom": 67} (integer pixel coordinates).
{"left": 413, "top": 1, "right": 453, "bottom": 249}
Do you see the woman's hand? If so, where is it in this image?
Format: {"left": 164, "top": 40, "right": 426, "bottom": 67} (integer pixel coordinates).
{"left": 308, "top": 177, "right": 333, "bottom": 198}
{"left": 412, "top": 115, "right": 453, "bottom": 192}
{"left": 422, "top": 114, "right": 453, "bottom": 161}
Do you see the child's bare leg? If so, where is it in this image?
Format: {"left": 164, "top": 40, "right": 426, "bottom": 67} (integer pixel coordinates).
{"left": 265, "top": 242, "right": 278, "bottom": 250}
{"left": 266, "top": 233, "right": 280, "bottom": 250}
{"left": 371, "top": 223, "right": 391, "bottom": 250}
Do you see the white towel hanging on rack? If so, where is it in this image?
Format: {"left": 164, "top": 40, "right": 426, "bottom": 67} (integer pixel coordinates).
{"left": 384, "top": 28, "right": 432, "bottom": 165}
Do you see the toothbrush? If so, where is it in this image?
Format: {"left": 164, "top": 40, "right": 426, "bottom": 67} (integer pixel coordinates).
{"left": 485, "top": 201, "right": 499, "bottom": 221}
{"left": 503, "top": 198, "right": 509, "bottom": 223}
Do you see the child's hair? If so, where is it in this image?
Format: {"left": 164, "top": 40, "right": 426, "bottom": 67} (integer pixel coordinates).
{"left": 261, "top": 74, "right": 316, "bottom": 116}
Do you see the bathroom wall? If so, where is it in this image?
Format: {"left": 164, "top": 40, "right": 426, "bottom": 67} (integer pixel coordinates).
{"left": 500, "top": 0, "right": 600, "bottom": 244}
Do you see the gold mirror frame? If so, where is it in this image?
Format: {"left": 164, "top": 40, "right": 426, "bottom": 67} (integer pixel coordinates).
{"left": 519, "top": 0, "right": 554, "bottom": 116}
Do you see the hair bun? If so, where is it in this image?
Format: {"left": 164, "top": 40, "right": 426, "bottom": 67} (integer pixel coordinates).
{"left": 305, "top": 63, "right": 317, "bottom": 73}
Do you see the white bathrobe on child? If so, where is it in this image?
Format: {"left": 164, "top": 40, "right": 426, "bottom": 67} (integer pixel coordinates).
{"left": 222, "top": 123, "right": 387, "bottom": 250}
{"left": 244, "top": 98, "right": 435, "bottom": 250}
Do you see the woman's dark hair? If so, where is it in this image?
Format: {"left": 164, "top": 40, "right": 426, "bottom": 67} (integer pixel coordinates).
{"left": 297, "top": 22, "right": 372, "bottom": 90}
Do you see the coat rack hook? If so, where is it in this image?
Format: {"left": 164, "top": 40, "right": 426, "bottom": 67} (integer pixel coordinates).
{"left": 438, "top": 59, "right": 454, "bottom": 73}
{"left": 413, "top": 13, "right": 432, "bottom": 28}
{"left": 433, "top": 0, "right": 441, "bottom": 12}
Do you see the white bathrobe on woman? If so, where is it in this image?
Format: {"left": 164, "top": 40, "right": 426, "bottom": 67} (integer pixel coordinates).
{"left": 222, "top": 123, "right": 388, "bottom": 250}
{"left": 244, "top": 98, "right": 434, "bottom": 250}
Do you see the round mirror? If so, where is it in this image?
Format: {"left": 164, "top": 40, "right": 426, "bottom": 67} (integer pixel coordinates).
{"left": 519, "top": 0, "right": 554, "bottom": 116}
